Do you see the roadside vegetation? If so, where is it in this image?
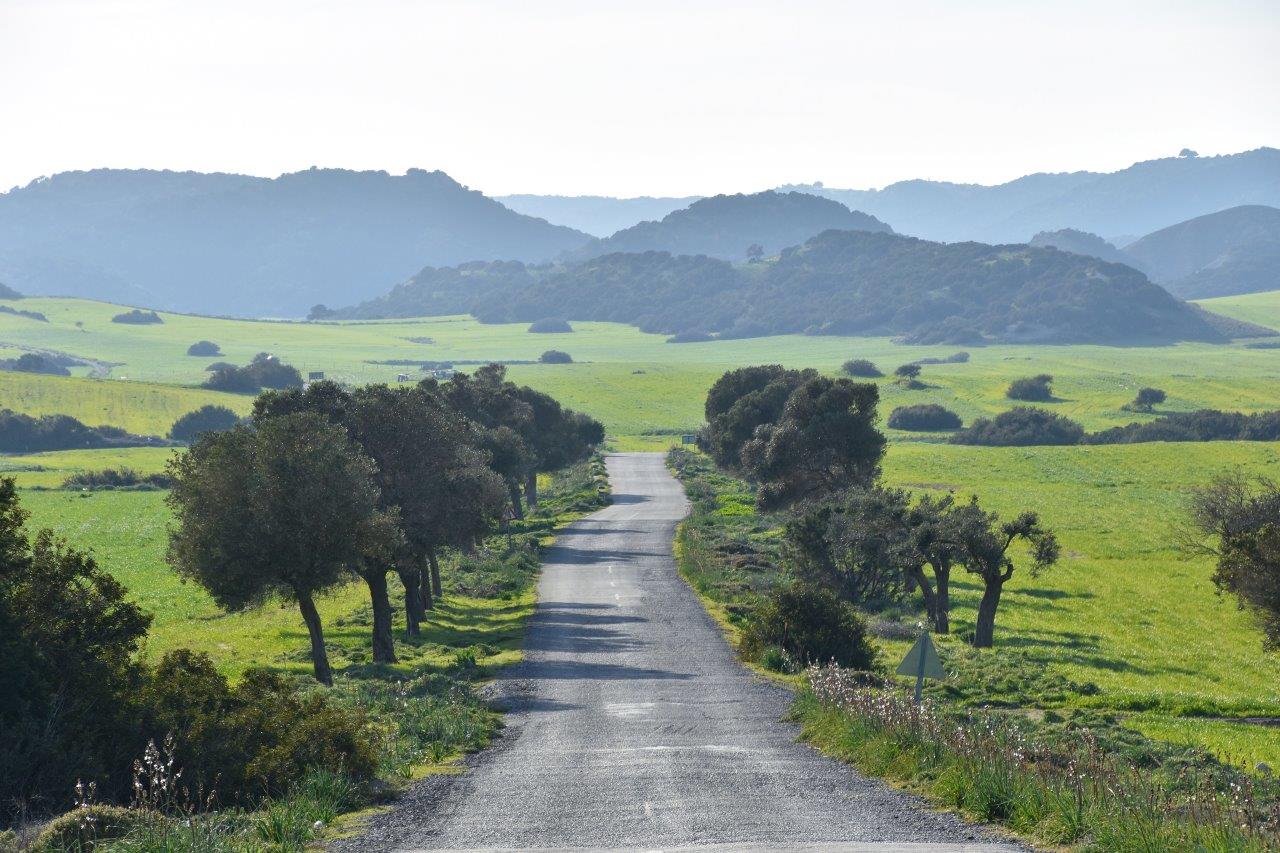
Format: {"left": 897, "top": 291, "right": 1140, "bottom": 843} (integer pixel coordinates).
{"left": 1, "top": 366, "right": 607, "bottom": 850}
{"left": 668, "top": 361, "right": 1280, "bottom": 849}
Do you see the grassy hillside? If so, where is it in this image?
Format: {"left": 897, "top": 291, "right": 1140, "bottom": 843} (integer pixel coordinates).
{"left": 0, "top": 370, "right": 252, "bottom": 435}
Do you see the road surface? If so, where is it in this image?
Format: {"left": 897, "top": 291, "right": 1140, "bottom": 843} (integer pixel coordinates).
{"left": 342, "top": 453, "right": 1018, "bottom": 852}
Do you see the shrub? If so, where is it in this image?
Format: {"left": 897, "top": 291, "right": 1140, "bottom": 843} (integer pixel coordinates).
{"left": 202, "top": 358, "right": 303, "bottom": 393}
{"left": 5, "top": 353, "right": 70, "bottom": 376}
{"left": 1130, "top": 387, "right": 1166, "bottom": 411}
{"left": 1086, "top": 409, "right": 1280, "bottom": 444}
{"left": 951, "top": 407, "right": 1084, "bottom": 446}
{"left": 308, "top": 304, "right": 335, "bottom": 320}
{"left": 0, "top": 409, "right": 158, "bottom": 452}
{"left": 141, "top": 652, "right": 377, "bottom": 802}
{"left": 1006, "top": 374, "right": 1054, "bottom": 401}
{"left": 0, "top": 305, "right": 48, "bottom": 322}
{"left": 739, "top": 584, "right": 877, "bottom": 669}
{"left": 539, "top": 350, "right": 573, "bottom": 364}
{"left": 30, "top": 805, "right": 154, "bottom": 852}
{"left": 186, "top": 340, "right": 221, "bottom": 357}
{"left": 894, "top": 363, "right": 921, "bottom": 379}
{"left": 204, "top": 361, "right": 236, "bottom": 372}
{"left": 111, "top": 309, "right": 162, "bottom": 325}
{"left": 62, "top": 468, "right": 173, "bottom": 491}
{"left": 528, "top": 317, "right": 572, "bottom": 333}
{"left": 887, "top": 404, "right": 962, "bottom": 431}
{"left": 841, "top": 359, "right": 882, "bottom": 377}
{"left": 912, "top": 351, "right": 970, "bottom": 365}
{"left": 169, "top": 405, "right": 240, "bottom": 442}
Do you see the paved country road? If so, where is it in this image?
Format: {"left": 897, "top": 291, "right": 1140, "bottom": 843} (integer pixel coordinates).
{"left": 340, "top": 453, "right": 1021, "bottom": 852}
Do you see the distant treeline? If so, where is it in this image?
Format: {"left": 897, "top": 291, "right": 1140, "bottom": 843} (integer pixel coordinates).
{"left": 0, "top": 409, "right": 167, "bottom": 452}
{"left": 336, "top": 230, "right": 1243, "bottom": 346}
{"left": 949, "top": 407, "right": 1280, "bottom": 447}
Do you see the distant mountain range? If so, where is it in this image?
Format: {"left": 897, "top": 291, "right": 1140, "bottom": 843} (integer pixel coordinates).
{"left": 567, "top": 191, "right": 892, "bottom": 262}
{"left": 1030, "top": 205, "right": 1280, "bottom": 299}
{"left": 0, "top": 168, "right": 590, "bottom": 316}
{"left": 496, "top": 194, "right": 700, "bottom": 238}
{"left": 504, "top": 149, "right": 1280, "bottom": 245}
{"left": 338, "top": 229, "right": 1259, "bottom": 346}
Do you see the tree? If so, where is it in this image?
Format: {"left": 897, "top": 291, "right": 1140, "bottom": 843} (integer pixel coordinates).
{"left": 887, "top": 404, "right": 962, "bottom": 431}
{"left": 745, "top": 243, "right": 764, "bottom": 263}
{"left": 741, "top": 376, "right": 886, "bottom": 509}
{"left": 894, "top": 363, "right": 922, "bottom": 379}
{"left": 950, "top": 407, "right": 1084, "bottom": 446}
{"left": 187, "top": 340, "right": 221, "bottom": 356}
{"left": 1006, "top": 374, "right": 1055, "bottom": 401}
{"left": 1130, "top": 387, "right": 1167, "bottom": 412}
{"left": 166, "top": 413, "right": 398, "bottom": 684}
{"left": 0, "top": 478, "right": 152, "bottom": 809}
{"left": 1185, "top": 472, "right": 1280, "bottom": 650}
{"left": 700, "top": 365, "right": 816, "bottom": 470}
{"left": 169, "top": 404, "right": 240, "bottom": 442}
{"left": 948, "top": 499, "right": 1059, "bottom": 647}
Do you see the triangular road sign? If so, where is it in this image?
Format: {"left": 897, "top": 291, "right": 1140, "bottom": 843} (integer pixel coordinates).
{"left": 896, "top": 631, "right": 946, "bottom": 681}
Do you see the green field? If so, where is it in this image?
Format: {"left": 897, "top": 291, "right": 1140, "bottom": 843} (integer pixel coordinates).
{"left": 3, "top": 294, "right": 1280, "bottom": 767}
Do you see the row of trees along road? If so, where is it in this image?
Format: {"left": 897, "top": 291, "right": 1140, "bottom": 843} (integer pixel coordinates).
{"left": 700, "top": 365, "right": 1058, "bottom": 648}
{"left": 166, "top": 367, "right": 603, "bottom": 684}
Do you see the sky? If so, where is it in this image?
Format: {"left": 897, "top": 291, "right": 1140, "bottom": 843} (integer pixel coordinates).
{"left": 1, "top": 0, "right": 1277, "bottom": 198}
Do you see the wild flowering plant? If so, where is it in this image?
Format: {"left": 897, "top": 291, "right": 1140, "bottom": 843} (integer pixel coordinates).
{"left": 805, "top": 664, "right": 1280, "bottom": 848}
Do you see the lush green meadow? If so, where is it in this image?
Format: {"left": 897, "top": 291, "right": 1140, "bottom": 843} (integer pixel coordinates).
{"left": 3, "top": 294, "right": 1280, "bottom": 767}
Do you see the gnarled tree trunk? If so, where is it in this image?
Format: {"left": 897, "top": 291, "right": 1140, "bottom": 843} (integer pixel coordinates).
{"left": 508, "top": 482, "right": 525, "bottom": 520}
{"left": 297, "top": 591, "right": 333, "bottom": 685}
{"left": 525, "top": 470, "right": 538, "bottom": 508}
{"left": 973, "top": 577, "right": 1004, "bottom": 648}
{"left": 397, "top": 565, "right": 424, "bottom": 636}
{"left": 429, "top": 548, "right": 443, "bottom": 598}
{"left": 905, "top": 564, "right": 938, "bottom": 630}
{"left": 932, "top": 560, "right": 951, "bottom": 634}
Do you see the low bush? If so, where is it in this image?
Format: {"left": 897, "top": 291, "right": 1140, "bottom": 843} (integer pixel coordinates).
{"left": 894, "top": 363, "right": 921, "bottom": 379}
{"left": 1006, "top": 374, "right": 1054, "bottom": 401}
{"left": 841, "top": 359, "right": 882, "bottom": 377}
{"left": 1086, "top": 409, "right": 1280, "bottom": 444}
{"left": 202, "top": 356, "right": 302, "bottom": 393}
{"left": 539, "top": 350, "right": 572, "bottom": 364}
{"left": 0, "top": 409, "right": 161, "bottom": 452}
{"left": 62, "top": 468, "right": 172, "bottom": 491}
{"left": 169, "top": 405, "right": 240, "bottom": 442}
{"left": 739, "top": 584, "right": 877, "bottom": 670}
{"left": 111, "top": 310, "right": 162, "bottom": 325}
{"left": 140, "top": 651, "right": 377, "bottom": 802}
{"left": 186, "top": 341, "right": 221, "bottom": 357}
{"left": 528, "top": 317, "right": 572, "bottom": 333}
{"left": 911, "top": 352, "right": 970, "bottom": 365}
{"left": 887, "top": 404, "right": 962, "bottom": 431}
{"left": 951, "top": 407, "right": 1083, "bottom": 446}
{"left": 1, "top": 353, "right": 70, "bottom": 376}
{"left": 0, "top": 305, "right": 48, "bottom": 322}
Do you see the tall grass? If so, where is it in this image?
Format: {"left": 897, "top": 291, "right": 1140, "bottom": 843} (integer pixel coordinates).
{"left": 802, "top": 664, "right": 1280, "bottom": 851}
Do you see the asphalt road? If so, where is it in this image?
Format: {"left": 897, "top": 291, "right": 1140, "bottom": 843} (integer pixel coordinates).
{"left": 342, "top": 453, "right": 1020, "bottom": 852}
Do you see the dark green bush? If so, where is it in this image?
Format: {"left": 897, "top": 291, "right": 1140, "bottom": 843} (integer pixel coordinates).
{"left": 528, "top": 318, "right": 571, "bottom": 333}
{"left": 1086, "top": 409, "right": 1280, "bottom": 444}
{"left": 30, "top": 805, "right": 155, "bottom": 852}
{"left": 5, "top": 353, "right": 70, "bottom": 376}
{"left": 1006, "top": 374, "right": 1054, "bottom": 401}
{"left": 62, "top": 468, "right": 172, "bottom": 491}
{"left": 202, "top": 357, "right": 302, "bottom": 393}
{"left": 141, "top": 651, "right": 376, "bottom": 802}
{"left": 739, "top": 584, "right": 877, "bottom": 669}
{"left": 539, "top": 349, "right": 572, "bottom": 364}
{"left": 186, "top": 341, "right": 221, "bottom": 357}
{"left": 111, "top": 309, "right": 162, "bottom": 325}
{"left": 169, "top": 405, "right": 240, "bottom": 442}
{"left": 951, "top": 407, "right": 1084, "bottom": 446}
{"left": 841, "top": 359, "right": 882, "bottom": 377}
{"left": 887, "top": 404, "right": 962, "bottom": 431}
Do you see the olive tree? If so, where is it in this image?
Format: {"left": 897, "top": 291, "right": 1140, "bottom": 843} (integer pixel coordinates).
{"left": 166, "top": 413, "right": 398, "bottom": 684}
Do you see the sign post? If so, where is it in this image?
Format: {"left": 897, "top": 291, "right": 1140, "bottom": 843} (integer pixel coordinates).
{"left": 896, "top": 628, "right": 946, "bottom": 703}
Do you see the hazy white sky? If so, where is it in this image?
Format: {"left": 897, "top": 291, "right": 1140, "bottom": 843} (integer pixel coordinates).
{"left": 1, "top": 0, "right": 1277, "bottom": 197}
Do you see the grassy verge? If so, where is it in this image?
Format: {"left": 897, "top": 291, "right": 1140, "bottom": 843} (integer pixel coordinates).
{"left": 666, "top": 446, "right": 1280, "bottom": 849}
{"left": 11, "top": 457, "right": 610, "bottom": 852}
